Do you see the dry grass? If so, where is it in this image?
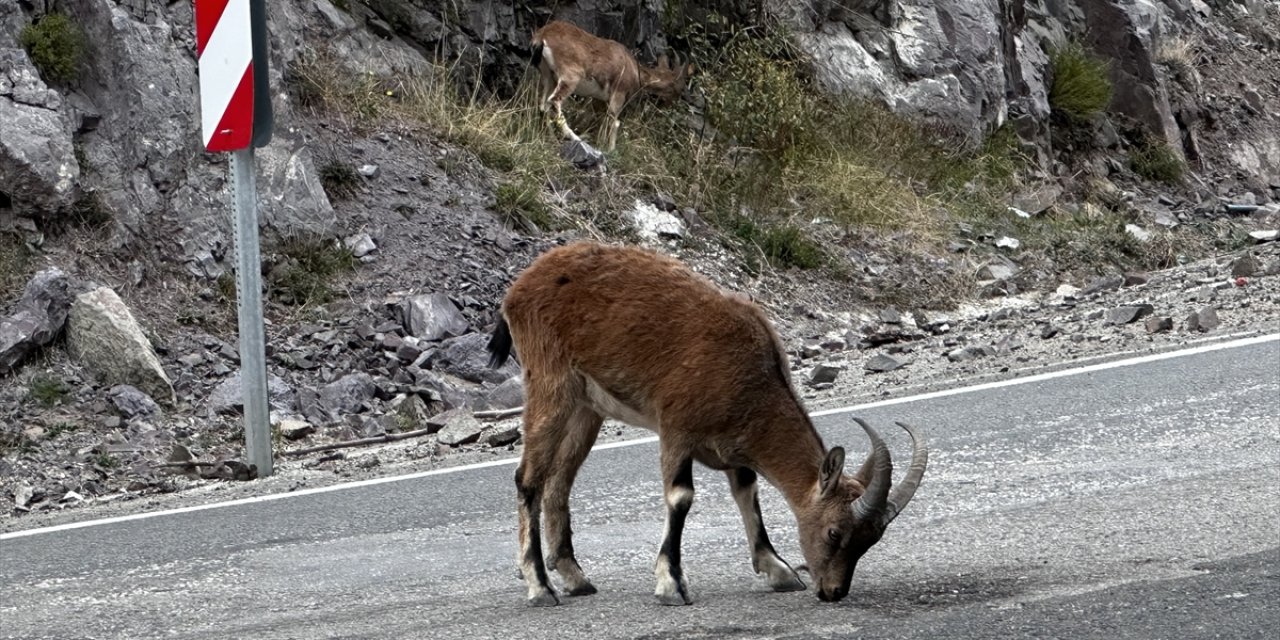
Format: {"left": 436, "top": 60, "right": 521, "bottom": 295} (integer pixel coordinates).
{"left": 1154, "top": 36, "right": 1198, "bottom": 75}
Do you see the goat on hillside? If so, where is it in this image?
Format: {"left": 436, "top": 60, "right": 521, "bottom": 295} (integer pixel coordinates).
{"left": 530, "top": 20, "right": 691, "bottom": 151}
{"left": 486, "top": 241, "right": 929, "bottom": 606}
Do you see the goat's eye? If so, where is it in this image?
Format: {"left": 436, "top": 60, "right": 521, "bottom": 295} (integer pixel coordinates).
{"left": 827, "top": 528, "right": 841, "bottom": 543}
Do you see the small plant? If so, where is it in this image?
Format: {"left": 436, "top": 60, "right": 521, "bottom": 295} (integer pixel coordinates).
{"left": 95, "top": 453, "right": 120, "bottom": 469}
{"left": 1154, "top": 36, "right": 1197, "bottom": 76}
{"left": 319, "top": 160, "right": 361, "bottom": 201}
{"left": 1049, "top": 41, "right": 1113, "bottom": 119}
{"left": 46, "top": 421, "right": 79, "bottom": 438}
{"left": 1131, "top": 139, "right": 1185, "bottom": 184}
{"left": 28, "top": 374, "right": 70, "bottom": 407}
{"left": 729, "top": 216, "right": 825, "bottom": 270}
{"left": 19, "top": 12, "right": 86, "bottom": 85}
{"left": 216, "top": 272, "right": 238, "bottom": 306}
{"left": 494, "top": 181, "right": 559, "bottom": 232}
{"left": 266, "top": 235, "right": 356, "bottom": 306}
{"left": 70, "top": 190, "right": 111, "bottom": 229}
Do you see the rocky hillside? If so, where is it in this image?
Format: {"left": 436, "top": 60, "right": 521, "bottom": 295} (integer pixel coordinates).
{"left": 2, "top": 0, "right": 1279, "bottom": 520}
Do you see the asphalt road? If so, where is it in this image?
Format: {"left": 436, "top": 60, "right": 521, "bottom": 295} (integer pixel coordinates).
{"left": 2, "top": 338, "right": 1278, "bottom": 640}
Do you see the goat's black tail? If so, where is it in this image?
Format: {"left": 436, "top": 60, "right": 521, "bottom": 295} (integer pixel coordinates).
{"left": 486, "top": 315, "right": 514, "bottom": 369}
{"left": 530, "top": 40, "right": 545, "bottom": 69}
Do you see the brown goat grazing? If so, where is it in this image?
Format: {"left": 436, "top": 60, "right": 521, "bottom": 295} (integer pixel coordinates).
{"left": 530, "top": 20, "right": 691, "bottom": 151}
{"left": 486, "top": 241, "right": 929, "bottom": 606}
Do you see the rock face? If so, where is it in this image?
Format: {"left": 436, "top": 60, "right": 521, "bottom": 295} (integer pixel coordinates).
{"left": 0, "top": 268, "right": 71, "bottom": 372}
{"left": 0, "top": 48, "right": 78, "bottom": 218}
{"left": 66, "top": 287, "right": 174, "bottom": 404}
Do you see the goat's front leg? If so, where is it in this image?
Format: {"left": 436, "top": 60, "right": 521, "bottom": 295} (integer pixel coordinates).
{"left": 727, "top": 467, "right": 806, "bottom": 591}
{"left": 654, "top": 449, "right": 694, "bottom": 605}
{"left": 548, "top": 79, "right": 581, "bottom": 142}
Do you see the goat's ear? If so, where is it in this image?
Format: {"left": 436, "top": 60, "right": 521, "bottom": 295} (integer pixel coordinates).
{"left": 820, "top": 447, "right": 846, "bottom": 497}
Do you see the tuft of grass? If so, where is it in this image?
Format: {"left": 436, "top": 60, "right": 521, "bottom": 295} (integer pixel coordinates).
{"left": 287, "top": 47, "right": 395, "bottom": 128}
{"left": 1130, "top": 138, "right": 1185, "bottom": 184}
{"left": 1, "top": 233, "right": 32, "bottom": 301}
{"left": 28, "top": 374, "right": 70, "bottom": 407}
{"left": 95, "top": 453, "right": 120, "bottom": 469}
{"left": 318, "top": 160, "right": 361, "bottom": 201}
{"left": 265, "top": 235, "right": 356, "bottom": 307}
{"left": 46, "top": 421, "right": 80, "bottom": 438}
{"left": 1154, "top": 36, "right": 1197, "bottom": 76}
{"left": 70, "top": 190, "right": 111, "bottom": 229}
{"left": 19, "top": 12, "right": 85, "bottom": 85}
{"left": 494, "top": 180, "right": 560, "bottom": 232}
{"left": 1048, "top": 41, "right": 1113, "bottom": 119}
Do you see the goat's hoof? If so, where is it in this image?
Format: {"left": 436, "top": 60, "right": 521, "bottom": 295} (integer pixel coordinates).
{"left": 566, "top": 580, "right": 598, "bottom": 596}
{"left": 527, "top": 590, "right": 561, "bottom": 607}
{"left": 769, "top": 573, "right": 807, "bottom": 592}
{"left": 655, "top": 587, "right": 692, "bottom": 606}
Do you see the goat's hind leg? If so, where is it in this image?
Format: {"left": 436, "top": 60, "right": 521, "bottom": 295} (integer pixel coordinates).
{"left": 727, "top": 467, "right": 806, "bottom": 591}
{"left": 541, "top": 406, "right": 604, "bottom": 596}
{"left": 514, "top": 398, "right": 583, "bottom": 606}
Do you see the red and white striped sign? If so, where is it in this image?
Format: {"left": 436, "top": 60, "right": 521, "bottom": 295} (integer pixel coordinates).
{"left": 195, "top": 0, "right": 255, "bottom": 152}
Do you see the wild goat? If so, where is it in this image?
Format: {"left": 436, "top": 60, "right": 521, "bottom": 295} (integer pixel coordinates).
{"left": 530, "top": 20, "right": 691, "bottom": 151}
{"left": 486, "top": 241, "right": 929, "bottom": 606}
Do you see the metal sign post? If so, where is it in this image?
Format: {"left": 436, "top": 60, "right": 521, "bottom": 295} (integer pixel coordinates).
{"left": 195, "top": 0, "right": 275, "bottom": 476}
{"left": 231, "top": 148, "right": 271, "bottom": 476}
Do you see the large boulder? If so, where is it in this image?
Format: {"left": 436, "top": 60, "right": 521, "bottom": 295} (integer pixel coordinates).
{"left": 66, "top": 287, "right": 174, "bottom": 404}
{"left": 0, "top": 48, "right": 78, "bottom": 219}
{"left": 397, "top": 293, "right": 469, "bottom": 341}
{"left": 0, "top": 268, "right": 71, "bottom": 373}
{"left": 427, "top": 333, "right": 520, "bottom": 385}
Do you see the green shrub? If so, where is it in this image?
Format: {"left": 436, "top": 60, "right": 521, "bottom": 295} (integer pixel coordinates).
{"left": 1049, "top": 41, "right": 1113, "bottom": 119}
{"left": 494, "top": 181, "right": 559, "bottom": 232}
{"left": 266, "top": 236, "right": 356, "bottom": 306}
{"left": 1131, "top": 139, "right": 1185, "bottom": 184}
{"left": 319, "top": 160, "right": 361, "bottom": 201}
{"left": 28, "top": 374, "right": 70, "bottom": 407}
{"left": 19, "top": 13, "right": 86, "bottom": 85}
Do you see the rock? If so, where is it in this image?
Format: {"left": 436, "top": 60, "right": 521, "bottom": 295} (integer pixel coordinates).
{"left": 485, "top": 427, "right": 521, "bottom": 447}
{"left": 432, "top": 409, "right": 486, "bottom": 446}
{"left": 1145, "top": 316, "right": 1173, "bottom": 334}
{"left": 358, "top": 164, "right": 380, "bottom": 178}
{"left": 0, "top": 50, "right": 79, "bottom": 218}
{"left": 977, "top": 259, "right": 1018, "bottom": 281}
{"left": 1105, "top": 304, "right": 1155, "bottom": 325}
{"left": 629, "top": 200, "right": 686, "bottom": 241}
{"left": 1249, "top": 230, "right": 1278, "bottom": 243}
{"left": 864, "top": 354, "right": 906, "bottom": 373}
{"left": 808, "top": 364, "right": 843, "bottom": 385}
{"left": 397, "top": 293, "right": 469, "bottom": 341}
{"left": 1186, "top": 307, "right": 1220, "bottom": 333}
{"left": 1123, "top": 273, "right": 1150, "bottom": 287}
{"left": 1153, "top": 211, "right": 1179, "bottom": 228}
{"left": 946, "top": 345, "right": 993, "bottom": 362}
{"left": 67, "top": 287, "right": 174, "bottom": 404}
{"left": 995, "top": 236, "right": 1021, "bottom": 250}
{"left": 1039, "top": 325, "right": 1060, "bottom": 340}
{"left": 560, "top": 139, "right": 605, "bottom": 171}
{"left": 428, "top": 333, "right": 520, "bottom": 385}
{"left": 276, "top": 419, "right": 315, "bottom": 441}
{"left": 108, "top": 385, "right": 160, "bottom": 420}
{"left": 484, "top": 377, "right": 524, "bottom": 410}
{"left": 1082, "top": 275, "right": 1125, "bottom": 296}
{"left": 208, "top": 372, "right": 295, "bottom": 415}
{"left": 1231, "top": 255, "right": 1261, "bottom": 278}
{"left": 1125, "top": 224, "right": 1151, "bottom": 242}
{"left": 343, "top": 233, "right": 377, "bottom": 258}
{"left": 320, "top": 372, "right": 377, "bottom": 414}
{"left": 879, "top": 308, "right": 902, "bottom": 324}
{"left": 1011, "top": 185, "right": 1062, "bottom": 215}
{"left": 0, "top": 268, "right": 71, "bottom": 373}
{"left": 391, "top": 394, "right": 432, "bottom": 431}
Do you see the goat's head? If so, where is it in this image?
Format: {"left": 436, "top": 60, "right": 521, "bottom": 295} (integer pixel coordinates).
{"left": 641, "top": 52, "right": 693, "bottom": 105}
{"left": 795, "top": 419, "right": 928, "bottom": 602}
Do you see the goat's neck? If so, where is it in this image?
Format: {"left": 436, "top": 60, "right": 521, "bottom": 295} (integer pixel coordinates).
{"left": 748, "top": 403, "right": 827, "bottom": 510}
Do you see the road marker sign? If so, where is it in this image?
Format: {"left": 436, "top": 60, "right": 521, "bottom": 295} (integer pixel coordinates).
{"left": 194, "top": 0, "right": 275, "bottom": 476}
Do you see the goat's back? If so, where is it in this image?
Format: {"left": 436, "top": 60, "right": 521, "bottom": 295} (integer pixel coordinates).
{"left": 501, "top": 241, "right": 794, "bottom": 423}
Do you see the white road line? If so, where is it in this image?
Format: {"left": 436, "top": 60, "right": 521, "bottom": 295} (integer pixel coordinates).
{"left": 3, "top": 332, "right": 1276, "bottom": 542}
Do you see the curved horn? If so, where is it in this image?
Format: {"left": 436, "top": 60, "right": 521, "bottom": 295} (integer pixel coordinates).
{"left": 881, "top": 422, "right": 929, "bottom": 526}
{"left": 850, "top": 418, "right": 892, "bottom": 521}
